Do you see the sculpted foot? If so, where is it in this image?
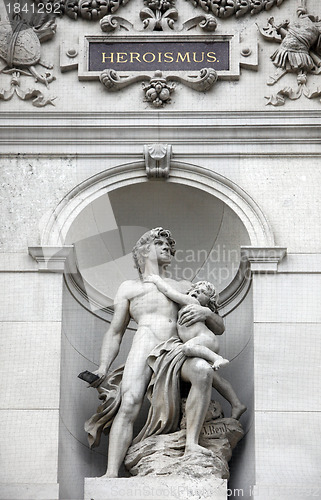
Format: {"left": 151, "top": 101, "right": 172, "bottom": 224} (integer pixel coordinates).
{"left": 212, "top": 357, "right": 229, "bottom": 370}
{"left": 101, "top": 470, "right": 118, "bottom": 478}
{"left": 231, "top": 404, "right": 247, "bottom": 420}
{"left": 185, "top": 444, "right": 212, "bottom": 456}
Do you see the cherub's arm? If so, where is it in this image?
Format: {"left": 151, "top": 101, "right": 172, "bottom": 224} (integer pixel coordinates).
{"left": 144, "top": 274, "right": 198, "bottom": 306}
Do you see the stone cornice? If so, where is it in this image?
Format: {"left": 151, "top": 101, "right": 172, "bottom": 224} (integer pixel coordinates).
{"left": 1, "top": 111, "right": 321, "bottom": 155}
{"left": 241, "top": 247, "right": 287, "bottom": 273}
{"left": 28, "top": 246, "right": 74, "bottom": 273}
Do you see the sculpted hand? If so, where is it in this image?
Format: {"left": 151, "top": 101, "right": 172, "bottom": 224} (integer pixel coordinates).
{"left": 178, "top": 304, "right": 208, "bottom": 327}
{"left": 90, "top": 367, "right": 107, "bottom": 388}
{"left": 144, "top": 274, "right": 162, "bottom": 285}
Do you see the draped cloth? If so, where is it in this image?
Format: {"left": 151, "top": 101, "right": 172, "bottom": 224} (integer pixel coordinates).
{"left": 85, "top": 365, "right": 124, "bottom": 448}
{"left": 133, "top": 337, "right": 186, "bottom": 443}
{"left": 85, "top": 337, "right": 186, "bottom": 448}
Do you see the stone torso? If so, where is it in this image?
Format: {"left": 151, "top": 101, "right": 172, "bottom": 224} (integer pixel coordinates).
{"left": 126, "top": 278, "right": 189, "bottom": 343}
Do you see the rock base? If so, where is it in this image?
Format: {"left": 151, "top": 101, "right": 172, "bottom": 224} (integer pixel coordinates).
{"left": 125, "top": 416, "right": 244, "bottom": 479}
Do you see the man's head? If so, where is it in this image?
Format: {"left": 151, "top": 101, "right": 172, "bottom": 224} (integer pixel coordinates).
{"left": 132, "top": 227, "right": 176, "bottom": 276}
{"left": 187, "top": 281, "right": 218, "bottom": 312}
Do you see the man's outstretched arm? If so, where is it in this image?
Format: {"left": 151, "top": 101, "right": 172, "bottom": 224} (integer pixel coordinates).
{"left": 92, "top": 283, "right": 131, "bottom": 385}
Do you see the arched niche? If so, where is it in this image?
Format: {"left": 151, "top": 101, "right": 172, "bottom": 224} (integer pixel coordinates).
{"left": 56, "top": 161, "right": 265, "bottom": 499}
{"left": 41, "top": 161, "right": 274, "bottom": 318}
{"left": 42, "top": 161, "right": 274, "bottom": 248}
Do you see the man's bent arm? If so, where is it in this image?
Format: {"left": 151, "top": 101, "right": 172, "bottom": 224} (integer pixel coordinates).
{"left": 176, "top": 279, "right": 225, "bottom": 335}
{"left": 205, "top": 311, "right": 225, "bottom": 335}
{"left": 178, "top": 305, "right": 224, "bottom": 334}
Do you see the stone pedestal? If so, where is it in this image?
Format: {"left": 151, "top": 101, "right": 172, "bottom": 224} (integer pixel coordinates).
{"left": 84, "top": 477, "right": 227, "bottom": 500}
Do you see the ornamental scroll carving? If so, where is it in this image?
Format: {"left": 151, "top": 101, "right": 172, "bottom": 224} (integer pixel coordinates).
{"left": 99, "top": 67, "right": 218, "bottom": 108}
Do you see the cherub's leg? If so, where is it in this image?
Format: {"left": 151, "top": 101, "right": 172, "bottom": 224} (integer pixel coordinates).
{"left": 182, "top": 342, "right": 229, "bottom": 370}
{"left": 212, "top": 372, "right": 247, "bottom": 420}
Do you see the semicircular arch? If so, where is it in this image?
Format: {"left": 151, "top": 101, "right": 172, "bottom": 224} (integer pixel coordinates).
{"left": 41, "top": 161, "right": 274, "bottom": 248}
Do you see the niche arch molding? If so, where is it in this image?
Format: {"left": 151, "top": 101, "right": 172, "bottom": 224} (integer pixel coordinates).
{"left": 41, "top": 161, "right": 275, "bottom": 248}
{"left": 39, "top": 161, "right": 275, "bottom": 317}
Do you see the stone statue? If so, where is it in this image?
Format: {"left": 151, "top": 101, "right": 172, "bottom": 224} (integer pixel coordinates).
{"left": 144, "top": 275, "right": 230, "bottom": 370}
{"left": 80, "top": 227, "right": 245, "bottom": 478}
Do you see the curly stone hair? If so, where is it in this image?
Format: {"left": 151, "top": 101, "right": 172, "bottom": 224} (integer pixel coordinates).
{"left": 188, "top": 280, "right": 218, "bottom": 313}
{"left": 132, "top": 227, "right": 176, "bottom": 276}
{"left": 132, "top": 227, "right": 176, "bottom": 275}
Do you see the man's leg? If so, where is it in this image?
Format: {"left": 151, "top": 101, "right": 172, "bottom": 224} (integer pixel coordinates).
{"left": 104, "top": 352, "right": 152, "bottom": 477}
{"left": 180, "top": 357, "right": 213, "bottom": 455}
{"left": 212, "top": 372, "right": 247, "bottom": 419}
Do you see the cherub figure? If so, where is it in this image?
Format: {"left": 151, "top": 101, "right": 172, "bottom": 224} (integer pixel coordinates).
{"left": 145, "top": 274, "right": 246, "bottom": 420}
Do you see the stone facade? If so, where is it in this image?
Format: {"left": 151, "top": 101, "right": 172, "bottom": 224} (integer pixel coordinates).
{"left": 1, "top": 0, "right": 321, "bottom": 499}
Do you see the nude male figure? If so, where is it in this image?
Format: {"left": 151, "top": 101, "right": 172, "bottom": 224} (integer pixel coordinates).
{"left": 92, "top": 228, "right": 225, "bottom": 478}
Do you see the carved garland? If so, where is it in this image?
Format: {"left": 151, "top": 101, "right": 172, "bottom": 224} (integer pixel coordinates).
{"left": 186, "top": 0, "right": 287, "bottom": 19}
{"left": 33, "top": 0, "right": 129, "bottom": 20}
{"left": 32, "top": 0, "right": 287, "bottom": 21}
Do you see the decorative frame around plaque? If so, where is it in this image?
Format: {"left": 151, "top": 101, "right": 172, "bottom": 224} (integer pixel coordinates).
{"left": 78, "top": 33, "right": 242, "bottom": 81}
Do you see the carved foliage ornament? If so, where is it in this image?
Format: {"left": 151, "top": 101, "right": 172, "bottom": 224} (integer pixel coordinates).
{"left": 140, "top": 0, "right": 178, "bottom": 31}
{"left": 32, "top": 0, "right": 287, "bottom": 22}
{"left": 99, "top": 68, "right": 218, "bottom": 107}
{"left": 33, "top": 0, "right": 129, "bottom": 20}
{"left": 187, "top": 0, "right": 287, "bottom": 20}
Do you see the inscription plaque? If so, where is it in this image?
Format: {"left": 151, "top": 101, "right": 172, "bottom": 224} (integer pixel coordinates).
{"left": 88, "top": 40, "right": 230, "bottom": 72}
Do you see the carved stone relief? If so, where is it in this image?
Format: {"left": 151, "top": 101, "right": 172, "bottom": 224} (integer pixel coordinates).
{"left": 0, "top": 12, "right": 56, "bottom": 106}
{"left": 33, "top": 0, "right": 128, "bottom": 20}
{"left": 1, "top": 0, "right": 309, "bottom": 107}
{"left": 260, "top": 0, "right": 321, "bottom": 106}
{"left": 144, "top": 143, "right": 172, "bottom": 177}
{"left": 99, "top": 66, "right": 219, "bottom": 107}
{"left": 140, "top": 0, "right": 178, "bottom": 31}
{"left": 186, "top": 0, "right": 288, "bottom": 19}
